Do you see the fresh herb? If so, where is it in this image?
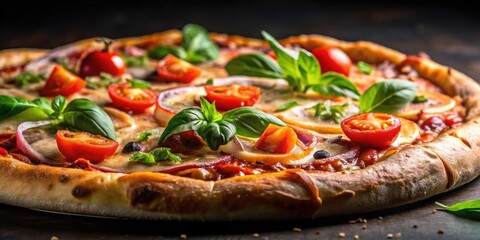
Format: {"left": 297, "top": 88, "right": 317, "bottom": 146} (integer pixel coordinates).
{"left": 120, "top": 53, "right": 149, "bottom": 67}
{"left": 15, "top": 71, "right": 47, "bottom": 87}
{"left": 148, "top": 24, "right": 219, "bottom": 63}
{"left": 225, "top": 53, "right": 283, "bottom": 79}
{"left": 413, "top": 95, "right": 428, "bottom": 103}
{"left": 306, "top": 100, "right": 348, "bottom": 123}
{"left": 275, "top": 101, "right": 301, "bottom": 112}
{"left": 129, "top": 147, "right": 182, "bottom": 164}
{"left": 159, "top": 98, "right": 285, "bottom": 150}
{"left": 357, "top": 61, "right": 372, "bottom": 75}
{"left": 127, "top": 78, "right": 151, "bottom": 89}
{"left": 138, "top": 129, "right": 158, "bottom": 142}
{"left": 205, "top": 78, "right": 214, "bottom": 85}
{"left": 85, "top": 72, "right": 120, "bottom": 89}
{"left": 0, "top": 96, "right": 42, "bottom": 121}
{"left": 32, "top": 98, "right": 54, "bottom": 115}
{"left": 436, "top": 200, "right": 480, "bottom": 220}
{"left": 359, "top": 79, "right": 417, "bottom": 113}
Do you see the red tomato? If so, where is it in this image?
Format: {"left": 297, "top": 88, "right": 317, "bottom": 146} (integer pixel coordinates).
{"left": 341, "top": 113, "right": 401, "bottom": 148}
{"left": 204, "top": 85, "right": 261, "bottom": 111}
{"left": 0, "top": 146, "right": 7, "bottom": 156}
{"left": 56, "top": 130, "right": 118, "bottom": 163}
{"left": 311, "top": 47, "right": 352, "bottom": 76}
{"left": 40, "top": 65, "right": 86, "bottom": 97}
{"left": 79, "top": 40, "right": 126, "bottom": 78}
{"left": 157, "top": 55, "right": 201, "bottom": 83}
{"left": 254, "top": 124, "right": 298, "bottom": 154}
{"left": 108, "top": 82, "right": 158, "bottom": 113}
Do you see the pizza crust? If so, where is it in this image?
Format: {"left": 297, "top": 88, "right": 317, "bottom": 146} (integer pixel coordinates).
{"left": 0, "top": 31, "right": 480, "bottom": 220}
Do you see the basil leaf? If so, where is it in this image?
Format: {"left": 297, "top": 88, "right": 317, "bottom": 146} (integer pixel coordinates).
{"left": 198, "top": 121, "right": 236, "bottom": 150}
{"left": 306, "top": 100, "right": 348, "bottom": 124}
{"left": 357, "top": 61, "right": 372, "bottom": 75}
{"left": 129, "top": 152, "right": 156, "bottom": 164}
{"left": 359, "top": 79, "right": 416, "bottom": 113}
{"left": 138, "top": 129, "right": 156, "bottom": 142}
{"left": 436, "top": 200, "right": 480, "bottom": 220}
{"left": 223, "top": 107, "right": 285, "bottom": 138}
{"left": 182, "top": 24, "right": 219, "bottom": 63}
{"left": 129, "top": 147, "right": 182, "bottom": 164}
{"left": 0, "top": 95, "right": 39, "bottom": 121}
{"left": 127, "top": 79, "right": 151, "bottom": 89}
{"left": 200, "top": 98, "right": 222, "bottom": 123}
{"left": 205, "top": 79, "right": 214, "bottom": 85}
{"left": 62, "top": 98, "right": 116, "bottom": 140}
{"left": 311, "top": 72, "right": 360, "bottom": 100}
{"left": 121, "top": 53, "right": 149, "bottom": 67}
{"left": 52, "top": 96, "right": 67, "bottom": 114}
{"left": 413, "top": 95, "right": 428, "bottom": 103}
{"left": 297, "top": 49, "right": 321, "bottom": 85}
{"left": 148, "top": 46, "right": 186, "bottom": 60}
{"left": 275, "top": 101, "right": 300, "bottom": 112}
{"left": 86, "top": 73, "right": 120, "bottom": 89}
{"left": 15, "top": 71, "right": 46, "bottom": 87}
{"left": 225, "top": 53, "right": 283, "bottom": 79}
{"left": 158, "top": 107, "right": 206, "bottom": 144}
{"left": 32, "top": 98, "right": 54, "bottom": 115}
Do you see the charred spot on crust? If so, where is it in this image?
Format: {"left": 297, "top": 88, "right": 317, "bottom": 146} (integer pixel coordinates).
{"left": 129, "top": 183, "right": 159, "bottom": 206}
{"left": 72, "top": 186, "right": 92, "bottom": 198}
{"left": 47, "top": 183, "right": 54, "bottom": 191}
{"left": 58, "top": 174, "right": 70, "bottom": 183}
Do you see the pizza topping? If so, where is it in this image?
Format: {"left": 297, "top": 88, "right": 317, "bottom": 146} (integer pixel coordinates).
{"left": 108, "top": 82, "right": 158, "bottom": 114}
{"left": 0, "top": 133, "right": 16, "bottom": 150}
{"left": 56, "top": 130, "right": 118, "bottom": 163}
{"left": 85, "top": 73, "right": 120, "bottom": 89}
{"left": 156, "top": 55, "right": 202, "bottom": 83}
{"left": 356, "top": 61, "right": 372, "bottom": 75}
{"left": 79, "top": 38, "right": 126, "bottom": 78}
{"left": 305, "top": 100, "right": 348, "bottom": 123}
{"left": 341, "top": 113, "right": 402, "bottom": 148}
{"left": 225, "top": 53, "right": 283, "bottom": 79}
{"left": 158, "top": 130, "right": 204, "bottom": 153}
{"left": 129, "top": 147, "right": 181, "bottom": 165}
{"left": 40, "top": 65, "right": 86, "bottom": 97}
{"left": 204, "top": 85, "right": 261, "bottom": 111}
{"left": 358, "top": 80, "right": 417, "bottom": 114}
{"left": 15, "top": 71, "right": 47, "bottom": 87}
{"left": 16, "top": 120, "right": 62, "bottom": 165}
{"left": 313, "top": 149, "right": 330, "bottom": 159}
{"left": 0, "top": 146, "right": 7, "bottom": 156}
{"left": 311, "top": 47, "right": 352, "bottom": 76}
{"left": 275, "top": 101, "right": 300, "bottom": 112}
{"left": 122, "top": 141, "right": 142, "bottom": 153}
{"left": 254, "top": 124, "right": 298, "bottom": 154}
{"left": 396, "top": 90, "right": 456, "bottom": 120}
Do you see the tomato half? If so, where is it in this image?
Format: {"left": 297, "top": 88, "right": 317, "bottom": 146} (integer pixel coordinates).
{"left": 108, "top": 82, "right": 158, "bottom": 113}
{"left": 56, "top": 130, "right": 118, "bottom": 163}
{"left": 157, "top": 55, "right": 201, "bottom": 83}
{"left": 79, "top": 40, "right": 126, "bottom": 78}
{"left": 40, "top": 65, "right": 86, "bottom": 97}
{"left": 341, "top": 113, "right": 401, "bottom": 148}
{"left": 254, "top": 124, "right": 298, "bottom": 154}
{"left": 311, "top": 47, "right": 352, "bottom": 76}
{"left": 204, "top": 85, "right": 261, "bottom": 111}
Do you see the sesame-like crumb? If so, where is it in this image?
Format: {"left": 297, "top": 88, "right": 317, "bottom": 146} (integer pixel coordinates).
{"left": 395, "top": 232, "right": 401, "bottom": 238}
{"left": 363, "top": 219, "right": 368, "bottom": 223}
{"left": 180, "top": 234, "right": 187, "bottom": 240}
{"left": 51, "top": 237, "right": 59, "bottom": 240}
{"left": 378, "top": 216, "right": 383, "bottom": 220}
{"left": 438, "top": 229, "right": 444, "bottom": 234}
{"left": 316, "top": 231, "right": 321, "bottom": 235}
{"left": 354, "top": 234, "right": 360, "bottom": 239}
{"left": 339, "top": 232, "right": 346, "bottom": 238}
{"left": 387, "top": 233, "right": 393, "bottom": 239}
{"left": 252, "top": 233, "right": 260, "bottom": 238}
{"left": 293, "top": 228, "right": 302, "bottom": 232}
{"left": 349, "top": 220, "right": 357, "bottom": 224}
{"left": 432, "top": 209, "right": 437, "bottom": 214}
{"left": 413, "top": 225, "right": 418, "bottom": 229}
{"left": 361, "top": 224, "right": 367, "bottom": 230}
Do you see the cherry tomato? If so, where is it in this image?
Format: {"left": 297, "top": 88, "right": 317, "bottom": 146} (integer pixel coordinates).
{"left": 204, "top": 85, "right": 261, "bottom": 111}
{"left": 40, "top": 65, "right": 86, "bottom": 97}
{"left": 311, "top": 47, "right": 352, "bottom": 76}
{"left": 157, "top": 55, "right": 202, "bottom": 83}
{"left": 254, "top": 124, "right": 298, "bottom": 154}
{"left": 0, "top": 146, "right": 7, "bottom": 156}
{"left": 79, "top": 39, "right": 126, "bottom": 78}
{"left": 56, "top": 130, "right": 118, "bottom": 163}
{"left": 341, "top": 113, "right": 401, "bottom": 148}
{"left": 108, "top": 82, "right": 158, "bottom": 113}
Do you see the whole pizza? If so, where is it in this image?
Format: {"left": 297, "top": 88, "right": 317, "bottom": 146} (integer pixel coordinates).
{"left": 0, "top": 24, "right": 479, "bottom": 220}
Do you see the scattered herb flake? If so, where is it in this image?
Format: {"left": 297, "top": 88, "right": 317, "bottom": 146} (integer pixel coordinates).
{"left": 413, "top": 95, "right": 428, "bottom": 103}
{"left": 275, "top": 101, "right": 300, "bottom": 112}
{"left": 306, "top": 100, "right": 348, "bottom": 123}
{"left": 357, "top": 61, "right": 372, "bottom": 74}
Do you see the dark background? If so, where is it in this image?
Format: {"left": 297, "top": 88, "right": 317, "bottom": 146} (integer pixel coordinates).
{"left": 1, "top": 1, "right": 480, "bottom": 239}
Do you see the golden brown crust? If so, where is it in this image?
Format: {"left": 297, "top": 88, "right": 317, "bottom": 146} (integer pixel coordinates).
{"left": 0, "top": 31, "right": 479, "bottom": 220}
{"left": 0, "top": 48, "right": 47, "bottom": 70}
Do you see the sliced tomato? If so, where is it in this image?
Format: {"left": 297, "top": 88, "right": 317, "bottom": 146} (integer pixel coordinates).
{"left": 0, "top": 146, "right": 7, "bottom": 156}
{"left": 341, "top": 113, "right": 401, "bottom": 148}
{"left": 204, "top": 85, "right": 260, "bottom": 111}
{"left": 56, "top": 130, "right": 118, "bottom": 163}
{"left": 254, "top": 124, "right": 298, "bottom": 154}
{"left": 79, "top": 39, "right": 126, "bottom": 78}
{"left": 157, "top": 55, "right": 201, "bottom": 83}
{"left": 40, "top": 65, "right": 86, "bottom": 97}
{"left": 108, "top": 82, "right": 158, "bottom": 113}
{"left": 311, "top": 47, "right": 352, "bottom": 76}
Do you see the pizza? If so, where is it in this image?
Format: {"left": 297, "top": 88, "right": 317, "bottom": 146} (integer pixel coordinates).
{"left": 0, "top": 24, "right": 479, "bottom": 220}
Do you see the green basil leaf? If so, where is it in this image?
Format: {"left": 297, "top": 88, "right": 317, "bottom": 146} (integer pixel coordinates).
{"left": 127, "top": 79, "right": 151, "bottom": 89}
{"left": 32, "top": 98, "right": 54, "bottom": 115}
{"left": 357, "top": 61, "right": 372, "bottom": 75}
{"left": 150, "top": 147, "right": 182, "bottom": 163}
{"left": 200, "top": 98, "right": 222, "bottom": 123}
{"left": 15, "top": 71, "right": 47, "bottom": 87}
{"left": 297, "top": 49, "right": 321, "bottom": 85}
{"left": 198, "top": 121, "right": 236, "bottom": 150}
{"left": 413, "top": 95, "right": 428, "bottom": 103}
{"left": 158, "top": 107, "right": 206, "bottom": 144}
{"left": 129, "top": 152, "right": 156, "bottom": 164}
{"left": 436, "top": 200, "right": 480, "bottom": 220}
{"left": 0, "top": 95, "right": 39, "bottom": 121}
{"left": 182, "top": 24, "right": 219, "bottom": 63}
{"left": 223, "top": 107, "right": 286, "bottom": 138}
{"left": 52, "top": 96, "right": 67, "bottom": 114}
{"left": 85, "top": 73, "right": 120, "bottom": 89}
{"left": 225, "top": 53, "right": 283, "bottom": 79}
{"left": 275, "top": 101, "right": 300, "bottom": 112}
{"left": 62, "top": 98, "right": 116, "bottom": 140}
{"left": 311, "top": 72, "right": 360, "bottom": 100}
{"left": 138, "top": 129, "right": 156, "bottom": 142}
{"left": 121, "top": 53, "right": 149, "bottom": 67}
{"left": 205, "top": 79, "right": 214, "bottom": 85}
{"left": 359, "top": 79, "right": 417, "bottom": 113}
{"left": 148, "top": 46, "right": 187, "bottom": 60}
{"left": 306, "top": 100, "right": 348, "bottom": 124}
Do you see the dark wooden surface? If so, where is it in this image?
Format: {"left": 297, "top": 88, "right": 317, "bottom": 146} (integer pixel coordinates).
{"left": 1, "top": 1, "right": 480, "bottom": 239}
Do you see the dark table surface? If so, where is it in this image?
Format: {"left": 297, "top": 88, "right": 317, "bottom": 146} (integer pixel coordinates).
{"left": 1, "top": 1, "right": 480, "bottom": 239}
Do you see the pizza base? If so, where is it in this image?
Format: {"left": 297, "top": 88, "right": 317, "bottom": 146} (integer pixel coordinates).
{"left": 0, "top": 31, "right": 480, "bottom": 220}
